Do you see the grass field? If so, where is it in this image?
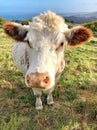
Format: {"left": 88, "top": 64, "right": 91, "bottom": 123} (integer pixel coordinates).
{"left": 0, "top": 28, "right": 97, "bottom": 130}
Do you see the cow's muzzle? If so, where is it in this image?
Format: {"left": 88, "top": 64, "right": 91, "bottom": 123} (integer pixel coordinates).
{"left": 26, "top": 72, "right": 51, "bottom": 89}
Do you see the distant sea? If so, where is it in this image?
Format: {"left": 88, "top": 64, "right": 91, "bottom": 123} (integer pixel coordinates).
{"left": 0, "top": 12, "right": 40, "bottom": 21}
{"left": 0, "top": 11, "right": 80, "bottom": 21}
{"left": 0, "top": 11, "right": 90, "bottom": 22}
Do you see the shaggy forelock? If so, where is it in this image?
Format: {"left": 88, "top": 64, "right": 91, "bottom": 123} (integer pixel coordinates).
{"left": 29, "top": 11, "right": 68, "bottom": 32}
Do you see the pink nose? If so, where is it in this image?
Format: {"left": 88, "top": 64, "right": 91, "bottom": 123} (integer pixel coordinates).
{"left": 26, "top": 72, "right": 50, "bottom": 89}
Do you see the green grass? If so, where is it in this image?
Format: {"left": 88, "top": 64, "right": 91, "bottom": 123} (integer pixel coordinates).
{"left": 0, "top": 28, "right": 97, "bottom": 130}
{"left": 0, "top": 113, "right": 29, "bottom": 130}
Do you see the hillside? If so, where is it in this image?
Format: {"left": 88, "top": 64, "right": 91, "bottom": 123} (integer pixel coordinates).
{"left": 83, "top": 20, "right": 97, "bottom": 31}
{"left": 82, "top": 21, "right": 97, "bottom": 37}
{"left": 65, "top": 12, "right": 97, "bottom": 24}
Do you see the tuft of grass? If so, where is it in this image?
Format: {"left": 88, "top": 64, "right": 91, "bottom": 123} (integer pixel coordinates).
{"left": 73, "top": 100, "right": 87, "bottom": 114}
{"left": 60, "top": 120, "right": 96, "bottom": 130}
{"left": 64, "top": 88, "right": 77, "bottom": 102}
{"left": 0, "top": 113, "right": 30, "bottom": 130}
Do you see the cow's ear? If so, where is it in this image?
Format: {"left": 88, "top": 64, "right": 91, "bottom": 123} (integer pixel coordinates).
{"left": 65, "top": 26, "right": 92, "bottom": 46}
{"left": 3, "top": 22, "right": 29, "bottom": 41}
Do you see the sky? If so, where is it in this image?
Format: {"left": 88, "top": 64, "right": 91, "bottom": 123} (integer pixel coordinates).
{"left": 0, "top": 0, "right": 97, "bottom": 20}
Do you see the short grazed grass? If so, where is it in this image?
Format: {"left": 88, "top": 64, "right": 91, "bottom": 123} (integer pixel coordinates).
{"left": 0, "top": 28, "right": 97, "bottom": 130}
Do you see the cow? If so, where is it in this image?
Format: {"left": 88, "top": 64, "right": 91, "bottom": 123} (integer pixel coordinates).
{"left": 3, "top": 11, "right": 92, "bottom": 110}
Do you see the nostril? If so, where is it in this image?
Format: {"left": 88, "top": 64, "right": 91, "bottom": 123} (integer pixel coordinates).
{"left": 43, "top": 76, "right": 50, "bottom": 84}
{"left": 27, "top": 79, "right": 30, "bottom": 84}
{"left": 26, "top": 75, "right": 30, "bottom": 84}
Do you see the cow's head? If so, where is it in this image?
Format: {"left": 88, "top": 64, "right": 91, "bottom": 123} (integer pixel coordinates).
{"left": 3, "top": 12, "right": 92, "bottom": 89}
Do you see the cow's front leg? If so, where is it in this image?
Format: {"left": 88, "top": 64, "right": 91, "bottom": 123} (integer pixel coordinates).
{"left": 35, "top": 95, "right": 43, "bottom": 110}
{"left": 33, "top": 89, "right": 43, "bottom": 110}
{"left": 47, "top": 93, "right": 54, "bottom": 105}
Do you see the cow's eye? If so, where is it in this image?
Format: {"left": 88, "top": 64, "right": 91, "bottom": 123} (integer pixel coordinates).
{"left": 26, "top": 40, "right": 32, "bottom": 48}
{"left": 60, "top": 42, "right": 64, "bottom": 47}
{"left": 56, "top": 42, "right": 64, "bottom": 51}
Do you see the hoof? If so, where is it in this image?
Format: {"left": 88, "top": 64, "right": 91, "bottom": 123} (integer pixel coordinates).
{"left": 47, "top": 101, "right": 54, "bottom": 105}
{"left": 47, "top": 94, "right": 54, "bottom": 105}
{"left": 36, "top": 106, "right": 43, "bottom": 110}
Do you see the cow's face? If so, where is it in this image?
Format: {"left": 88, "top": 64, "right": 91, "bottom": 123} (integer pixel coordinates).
{"left": 3, "top": 12, "right": 92, "bottom": 89}
{"left": 24, "top": 24, "right": 67, "bottom": 89}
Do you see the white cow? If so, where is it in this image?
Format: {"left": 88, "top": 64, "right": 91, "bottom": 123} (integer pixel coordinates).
{"left": 3, "top": 11, "right": 92, "bottom": 110}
